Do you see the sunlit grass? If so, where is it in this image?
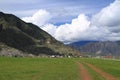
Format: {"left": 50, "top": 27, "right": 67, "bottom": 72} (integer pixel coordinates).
{"left": 0, "top": 57, "right": 79, "bottom": 80}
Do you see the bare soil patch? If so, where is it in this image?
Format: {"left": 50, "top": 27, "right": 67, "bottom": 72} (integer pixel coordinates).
{"left": 77, "top": 62, "right": 92, "bottom": 80}
{"left": 85, "top": 63, "right": 117, "bottom": 80}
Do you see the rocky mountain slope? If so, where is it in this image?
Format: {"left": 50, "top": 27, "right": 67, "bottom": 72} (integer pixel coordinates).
{"left": 0, "top": 12, "right": 79, "bottom": 57}
{"left": 69, "top": 41, "right": 120, "bottom": 56}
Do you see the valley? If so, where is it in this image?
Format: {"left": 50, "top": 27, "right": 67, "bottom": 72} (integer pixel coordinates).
{"left": 0, "top": 0, "right": 120, "bottom": 80}
{"left": 0, "top": 57, "right": 120, "bottom": 80}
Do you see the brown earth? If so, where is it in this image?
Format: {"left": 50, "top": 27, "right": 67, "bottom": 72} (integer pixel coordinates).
{"left": 77, "top": 62, "right": 92, "bottom": 80}
{"left": 85, "top": 63, "right": 118, "bottom": 80}
{"left": 32, "top": 62, "right": 118, "bottom": 80}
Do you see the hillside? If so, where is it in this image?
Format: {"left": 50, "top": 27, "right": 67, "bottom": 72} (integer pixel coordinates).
{"left": 68, "top": 41, "right": 98, "bottom": 47}
{"left": 0, "top": 12, "right": 79, "bottom": 57}
{"left": 69, "top": 41, "right": 120, "bottom": 56}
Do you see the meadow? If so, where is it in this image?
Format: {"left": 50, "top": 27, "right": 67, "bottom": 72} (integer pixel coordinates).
{"left": 78, "top": 58, "right": 120, "bottom": 80}
{"left": 0, "top": 57, "right": 79, "bottom": 80}
{"left": 0, "top": 57, "right": 120, "bottom": 80}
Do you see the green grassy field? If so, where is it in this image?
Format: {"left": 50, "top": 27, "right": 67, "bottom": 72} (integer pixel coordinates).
{"left": 78, "top": 58, "right": 120, "bottom": 79}
{"left": 0, "top": 57, "right": 79, "bottom": 80}
{"left": 0, "top": 57, "right": 120, "bottom": 80}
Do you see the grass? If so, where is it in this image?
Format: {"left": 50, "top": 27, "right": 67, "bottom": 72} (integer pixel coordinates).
{"left": 0, "top": 57, "right": 79, "bottom": 80}
{"left": 0, "top": 57, "right": 120, "bottom": 80}
{"left": 78, "top": 58, "right": 120, "bottom": 79}
{"left": 83, "top": 63, "right": 105, "bottom": 80}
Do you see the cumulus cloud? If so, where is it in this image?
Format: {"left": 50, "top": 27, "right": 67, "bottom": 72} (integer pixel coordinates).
{"left": 42, "top": 14, "right": 91, "bottom": 43}
{"left": 91, "top": 0, "right": 120, "bottom": 27}
{"left": 22, "top": 9, "right": 52, "bottom": 26}
{"left": 54, "top": 14, "right": 90, "bottom": 43}
{"left": 42, "top": 24, "right": 57, "bottom": 37}
{"left": 91, "top": 0, "right": 120, "bottom": 41}
{"left": 22, "top": 0, "right": 120, "bottom": 43}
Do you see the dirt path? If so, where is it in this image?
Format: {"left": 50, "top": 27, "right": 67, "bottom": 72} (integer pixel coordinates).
{"left": 77, "top": 62, "right": 92, "bottom": 80}
{"left": 85, "top": 63, "right": 117, "bottom": 80}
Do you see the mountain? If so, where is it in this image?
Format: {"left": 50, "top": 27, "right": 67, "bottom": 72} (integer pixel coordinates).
{"left": 68, "top": 41, "right": 98, "bottom": 47}
{"left": 69, "top": 41, "right": 120, "bottom": 56}
{"left": 0, "top": 12, "right": 79, "bottom": 57}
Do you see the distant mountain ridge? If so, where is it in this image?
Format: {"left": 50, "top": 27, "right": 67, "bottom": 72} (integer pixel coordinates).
{"left": 68, "top": 41, "right": 120, "bottom": 56}
{"left": 68, "top": 41, "right": 98, "bottom": 47}
{"left": 0, "top": 12, "right": 79, "bottom": 57}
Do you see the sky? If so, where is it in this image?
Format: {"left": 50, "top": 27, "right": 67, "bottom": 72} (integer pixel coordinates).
{"left": 1, "top": 0, "right": 120, "bottom": 43}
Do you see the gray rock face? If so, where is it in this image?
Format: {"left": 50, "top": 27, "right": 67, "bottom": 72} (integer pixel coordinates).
{"left": 79, "top": 41, "right": 120, "bottom": 56}
{"left": 0, "top": 12, "right": 79, "bottom": 57}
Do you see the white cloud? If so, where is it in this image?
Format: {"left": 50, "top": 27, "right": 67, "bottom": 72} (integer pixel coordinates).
{"left": 90, "top": 0, "right": 120, "bottom": 41}
{"left": 42, "top": 24, "right": 57, "bottom": 36}
{"left": 91, "top": 0, "right": 120, "bottom": 27}
{"left": 54, "top": 14, "right": 90, "bottom": 43}
{"left": 22, "top": 9, "right": 52, "bottom": 26}
{"left": 22, "top": 0, "right": 120, "bottom": 43}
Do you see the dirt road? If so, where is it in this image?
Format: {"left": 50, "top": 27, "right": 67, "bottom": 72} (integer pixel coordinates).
{"left": 77, "top": 62, "right": 118, "bottom": 80}
{"left": 77, "top": 62, "right": 92, "bottom": 80}
{"left": 85, "top": 63, "right": 117, "bottom": 80}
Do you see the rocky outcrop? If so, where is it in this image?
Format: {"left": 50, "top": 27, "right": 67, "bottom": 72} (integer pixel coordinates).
{"left": 0, "top": 12, "right": 79, "bottom": 57}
